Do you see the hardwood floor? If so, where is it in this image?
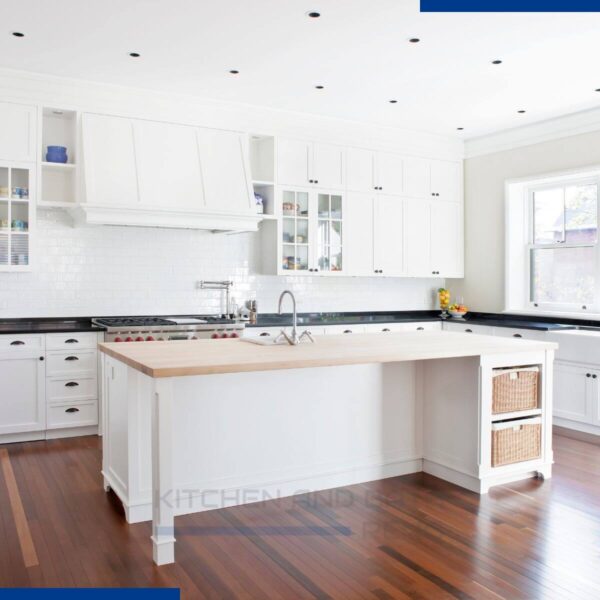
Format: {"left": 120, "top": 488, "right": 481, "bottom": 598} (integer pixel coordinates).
{"left": 0, "top": 434, "right": 599, "bottom": 598}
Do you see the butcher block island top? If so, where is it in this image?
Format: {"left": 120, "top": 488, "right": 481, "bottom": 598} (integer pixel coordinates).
{"left": 98, "top": 330, "right": 558, "bottom": 378}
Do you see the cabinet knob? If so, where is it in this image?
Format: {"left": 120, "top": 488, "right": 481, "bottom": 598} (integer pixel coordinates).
{"left": 586, "top": 373, "right": 591, "bottom": 377}
{"left": 315, "top": 180, "right": 319, "bottom": 184}
{"left": 594, "top": 374, "right": 598, "bottom": 379}
{"left": 39, "top": 356, "right": 44, "bottom": 361}
{"left": 10, "top": 340, "right": 25, "bottom": 346}
{"left": 309, "top": 179, "right": 314, "bottom": 183}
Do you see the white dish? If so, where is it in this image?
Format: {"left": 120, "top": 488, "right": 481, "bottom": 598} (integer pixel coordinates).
{"left": 449, "top": 311, "right": 468, "bottom": 319}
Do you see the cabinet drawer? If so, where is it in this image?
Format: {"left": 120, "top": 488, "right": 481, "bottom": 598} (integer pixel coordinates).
{"left": 47, "top": 401, "right": 98, "bottom": 430}
{"left": 46, "top": 349, "right": 97, "bottom": 376}
{"left": 46, "top": 332, "right": 99, "bottom": 350}
{"left": 0, "top": 334, "right": 44, "bottom": 348}
{"left": 47, "top": 377, "right": 98, "bottom": 404}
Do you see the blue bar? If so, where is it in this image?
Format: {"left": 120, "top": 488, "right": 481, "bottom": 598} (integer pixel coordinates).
{"left": 421, "top": 0, "right": 600, "bottom": 10}
{"left": 0, "top": 590, "right": 180, "bottom": 599}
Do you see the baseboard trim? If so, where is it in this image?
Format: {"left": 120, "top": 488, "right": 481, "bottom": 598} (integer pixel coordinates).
{"left": 554, "top": 426, "right": 600, "bottom": 446}
{"left": 45, "top": 426, "right": 98, "bottom": 440}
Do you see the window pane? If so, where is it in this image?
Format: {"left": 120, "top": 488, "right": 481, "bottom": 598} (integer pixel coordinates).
{"left": 533, "top": 187, "right": 564, "bottom": 244}
{"left": 530, "top": 247, "right": 595, "bottom": 304}
{"left": 565, "top": 183, "right": 597, "bottom": 244}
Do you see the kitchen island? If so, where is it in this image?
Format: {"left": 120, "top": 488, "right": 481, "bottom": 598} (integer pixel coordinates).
{"left": 99, "top": 331, "right": 557, "bottom": 565}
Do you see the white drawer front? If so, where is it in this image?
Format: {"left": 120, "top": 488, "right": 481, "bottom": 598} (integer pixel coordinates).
{"left": 47, "top": 401, "right": 98, "bottom": 430}
{"left": 46, "top": 332, "right": 99, "bottom": 350}
{"left": 47, "top": 377, "right": 98, "bottom": 404}
{"left": 46, "top": 349, "right": 97, "bottom": 376}
{"left": 0, "top": 334, "right": 44, "bottom": 348}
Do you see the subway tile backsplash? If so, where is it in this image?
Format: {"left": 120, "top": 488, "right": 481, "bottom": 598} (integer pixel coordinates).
{"left": 0, "top": 210, "right": 440, "bottom": 317}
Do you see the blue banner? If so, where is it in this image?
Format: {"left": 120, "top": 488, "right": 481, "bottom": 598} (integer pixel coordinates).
{"left": 0, "top": 591, "right": 179, "bottom": 599}
{"left": 421, "top": 0, "right": 600, "bottom": 10}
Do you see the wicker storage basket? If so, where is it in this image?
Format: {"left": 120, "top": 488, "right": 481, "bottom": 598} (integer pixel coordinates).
{"left": 491, "top": 418, "right": 541, "bottom": 467}
{"left": 492, "top": 366, "right": 539, "bottom": 414}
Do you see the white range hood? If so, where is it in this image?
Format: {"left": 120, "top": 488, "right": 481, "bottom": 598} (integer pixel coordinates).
{"left": 75, "top": 112, "right": 262, "bottom": 232}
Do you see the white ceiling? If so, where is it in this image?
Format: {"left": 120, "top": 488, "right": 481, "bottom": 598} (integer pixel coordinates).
{"left": 2, "top": 0, "right": 600, "bottom": 139}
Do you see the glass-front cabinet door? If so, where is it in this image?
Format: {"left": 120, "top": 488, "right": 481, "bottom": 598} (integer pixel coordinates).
{"left": 0, "top": 164, "right": 33, "bottom": 271}
{"left": 317, "top": 192, "right": 343, "bottom": 273}
{"left": 278, "top": 188, "right": 344, "bottom": 275}
{"left": 281, "top": 189, "right": 310, "bottom": 272}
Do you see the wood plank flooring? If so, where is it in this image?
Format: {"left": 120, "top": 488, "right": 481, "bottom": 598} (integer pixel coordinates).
{"left": 0, "top": 434, "right": 599, "bottom": 598}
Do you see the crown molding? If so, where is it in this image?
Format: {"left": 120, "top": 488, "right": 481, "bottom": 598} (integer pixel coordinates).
{"left": 464, "top": 106, "right": 600, "bottom": 159}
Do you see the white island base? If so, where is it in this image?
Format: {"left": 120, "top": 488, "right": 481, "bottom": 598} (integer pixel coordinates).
{"left": 100, "top": 332, "right": 555, "bottom": 565}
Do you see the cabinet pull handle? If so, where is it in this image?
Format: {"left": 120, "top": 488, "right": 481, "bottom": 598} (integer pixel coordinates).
{"left": 465, "top": 329, "right": 473, "bottom": 333}
{"left": 513, "top": 333, "right": 522, "bottom": 338}
{"left": 259, "top": 332, "right": 271, "bottom": 337}
{"left": 65, "top": 356, "right": 79, "bottom": 361}
{"left": 65, "top": 407, "right": 80, "bottom": 413}
{"left": 382, "top": 328, "right": 391, "bottom": 332}
{"left": 343, "top": 330, "right": 353, "bottom": 334}
{"left": 65, "top": 381, "right": 79, "bottom": 387}
{"left": 417, "top": 327, "right": 425, "bottom": 331}
{"left": 65, "top": 339, "right": 79, "bottom": 344}
{"left": 10, "top": 340, "right": 25, "bottom": 345}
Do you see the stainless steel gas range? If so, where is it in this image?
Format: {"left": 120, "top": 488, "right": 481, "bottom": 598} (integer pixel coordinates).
{"left": 92, "top": 315, "right": 245, "bottom": 342}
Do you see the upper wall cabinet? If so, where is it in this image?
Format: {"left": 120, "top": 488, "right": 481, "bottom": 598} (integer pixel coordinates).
{"left": 430, "top": 159, "right": 462, "bottom": 202}
{"left": 277, "top": 138, "right": 345, "bottom": 189}
{"left": 346, "top": 148, "right": 403, "bottom": 195}
{"left": 0, "top": 102, "right": 37, "bottom": 163}
{"left": 79, "top": 113, "right": 260, "bottom": 231}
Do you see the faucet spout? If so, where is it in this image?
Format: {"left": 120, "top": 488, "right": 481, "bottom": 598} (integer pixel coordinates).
{"left": 278, "top": 290, "right": 299, "bottom": 344}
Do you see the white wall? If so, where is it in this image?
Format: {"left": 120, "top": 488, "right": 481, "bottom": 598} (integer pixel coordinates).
{"left": 0, "top": 209, "right": 440, "bottom": 317}
{"left": 453, "top": 128, "right": 600, "bottom": 313}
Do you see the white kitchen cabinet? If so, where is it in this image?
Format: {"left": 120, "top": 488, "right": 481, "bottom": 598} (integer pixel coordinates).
{"left": 376, "top": 152, "right": 404, "bottom": 196}
{"left": 0, "top": 101, "right": 36, "bottom": 163}
{"left": 430, "top": 159, "right": 462, "bottom": 202}
{"left": 346, "top": 148, "right": 375, "bottom": 193}
{"left": 133, "top": 120, "right": 204, "bottom": 210}
{"left": 82, "top": 113, "right": 139, "bottom": 206}
{"left": 345, "top": 148, "right": 402, "bottom": 195}
{"left": 323, "top": 325, "right": 367, "bottom": 334}
{"left": 493, "top": 327, "right": 546, "bottom": 341}
{"left": 345, "top": 192, "right": 374, "bottom": 276}
{"left": 554, "top": 362, "right": 595, "bottom": 424}
{"left": 404, "top": 199, "right": 463, "bottom": 277}
{"left": 196, "top": 128, "right": 254, "bottom": 214}
{"left": 277, "top": 138, "right": 345, "bottom": 189}
{"left": 374, "top": 195, "right": 405, "bottom": 276}
{"left": 442, "top": 321, "right": 494, "bottom": 335}
{"left": 402, "top": 156, "right": 430, "bottom": 199}
{"left": 0, "top": 347, "right": 45, "bottom": 436}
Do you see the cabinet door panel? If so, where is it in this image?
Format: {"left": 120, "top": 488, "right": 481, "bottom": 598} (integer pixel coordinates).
{"left": 404, "top": 199, "right": 430, "bottom": 276}
{"left": 345, "top": 192, "right": 374, "bottom": 276}
{"left": 430, "top": 160, "right": 462, "bottom": 202}
{"left": 374, "top": 195, "right": 404, "bottom": 276}
{"left": 196, "top": 128, "right": 253, "bottom": 214}
{"left": 277, "top": 138, "right": 311, "bottom": 187}
{"left": 0, "top": 352, "right": 45, "bottom": 434}
{"left": 430, "top": 201, "right": 462, "bottom": 277}
{"left": 403, "top": 156, "right": 430, "bottom": 199}
{"left": 346, "top": 147, "right": 375, "bottom": 192}
{"left": 82, "top": 113, "right": 139, "bottom": 206}
{"left": 312, "top": 143, "right": 345, "bottom": 189}
{"left": 554, "top": 362, "right": 590, "bottom": 423}
{"left": 376, "top": 152, "right": 404, "bottom": 196}
{"left": 0, "top": 102, "right": 36, "bottom": 162}
{"left": 134, "top": 120, "right": 203, "bottom": 209}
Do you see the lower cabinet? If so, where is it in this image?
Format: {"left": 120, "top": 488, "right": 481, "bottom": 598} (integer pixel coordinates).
{"left": 0, "top": 348, "right": 45, "bottom": 436}
{"left": 554, "top": 361, "right": 600, "bottom": 426}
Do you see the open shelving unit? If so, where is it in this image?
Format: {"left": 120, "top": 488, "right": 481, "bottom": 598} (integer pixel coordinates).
{"left": 39, "top": 107, "right": 79, "bottom": 208}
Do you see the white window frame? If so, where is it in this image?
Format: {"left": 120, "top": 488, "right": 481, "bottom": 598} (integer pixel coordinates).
{"left": 505, "top": 167, "right": 600, "bottom": 318}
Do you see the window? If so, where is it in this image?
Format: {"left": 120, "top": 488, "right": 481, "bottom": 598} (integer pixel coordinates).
{"left": 506, "top": 170, "right": 600, "bottom": 315}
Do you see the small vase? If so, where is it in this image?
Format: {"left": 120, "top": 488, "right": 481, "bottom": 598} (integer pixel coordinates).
{"left": 46, "top": 145, "right": 68, "bottom": 164}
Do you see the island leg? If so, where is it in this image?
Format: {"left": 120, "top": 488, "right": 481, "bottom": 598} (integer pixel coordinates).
{"left": 150, "top": 377, "right": 176, "bottom": 565}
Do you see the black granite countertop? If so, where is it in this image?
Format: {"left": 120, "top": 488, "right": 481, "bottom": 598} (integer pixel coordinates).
{"left": 0, "top": 318, "right": 105, "bottom": 335}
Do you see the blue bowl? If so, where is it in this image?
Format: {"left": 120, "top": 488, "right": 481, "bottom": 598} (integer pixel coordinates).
{"left": 46, "top": 145, "right": 68, "bottom": 163}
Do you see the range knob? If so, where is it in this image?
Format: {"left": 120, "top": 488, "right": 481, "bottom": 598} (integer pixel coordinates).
{"left": 135, "top": 336, "right": 145, "bottom": 342}
{"left": 220, "top": 333, "right": 229, "bottom": 339}
{"left": 114, "top": 337, "right": 123, "bottom": 343}
{"left": 230, "top": 332, "right": 239, "bottom": 338}
{"left": 211, "top": 333, "right": 220, "bottom": 339}
{"left": 125, "top": 337, "right": 134, "bottom": 342}
{"left": 146, "top": 336, "right": 155, "bottom": 341}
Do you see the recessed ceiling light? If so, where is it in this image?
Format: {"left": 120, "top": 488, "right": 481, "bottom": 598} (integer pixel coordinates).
{"left": 457, "top": 127, "right": 464, "bottom": 130}
{"left": 11, "top": 31, "right": 25, "bottom": 37}
{"left": 129, "top": 52, "right": 140, "bottom": 58}
{"left": 517, "top": 110, "right": 526, "bottom": 113}
{"left": 307, "top": 11, "right": 321, "bottom": 18}
{"left": 389, "top": 99, "right": 398, "bottom": 103}
{"left": 492, "top": 59, "right": 502, "bottom": 65}
{"left": 409, "top": 38, "right": 420, "bottom": 43}
{"left": 315, "top": 85, "right": 324, "bottom": 89}
{"left": 229, "top": 69, "right": 239, "bottom": 74}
